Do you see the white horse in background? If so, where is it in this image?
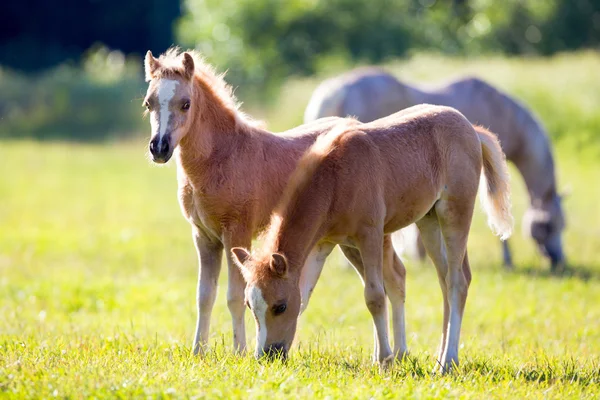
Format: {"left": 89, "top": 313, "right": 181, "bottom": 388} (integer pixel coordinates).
{"left": 305, "top": 67, "right": 566, "bottom": 272}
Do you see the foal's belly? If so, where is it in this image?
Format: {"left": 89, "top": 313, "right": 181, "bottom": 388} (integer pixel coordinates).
{"left": 382, "top": 189, "right": 440, "bottom": 233}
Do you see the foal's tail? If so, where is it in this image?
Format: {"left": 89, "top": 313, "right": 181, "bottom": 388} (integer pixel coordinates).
{"left": 475, "top": 126, "right": 514, "bottom": 241}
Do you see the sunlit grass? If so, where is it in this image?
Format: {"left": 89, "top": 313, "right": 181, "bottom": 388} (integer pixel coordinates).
{"left": 2, "top": 52, "right": 600, "bottom": 398}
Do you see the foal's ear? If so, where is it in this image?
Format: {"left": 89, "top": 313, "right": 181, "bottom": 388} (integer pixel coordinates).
{"left": 182, "top": 52, "right": 195, "bottom": 80}
{"left": 231, "top": 247, "right": 252, "bottom": 279}
{"left": 144, "top": 50, "right": 160, "bottom": 82}
{"left": 270, "top": 253, "right": 288, "bottom": 277}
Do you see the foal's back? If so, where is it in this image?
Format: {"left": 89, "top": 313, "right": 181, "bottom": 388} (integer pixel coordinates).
{"left": 317, "top": 105, "right": 481, "bottom": 236}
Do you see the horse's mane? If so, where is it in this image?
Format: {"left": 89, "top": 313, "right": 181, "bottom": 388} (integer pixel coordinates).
{"left": 156, "top": 47, "right": 260, "bottom": 127}
{"left": 255, "top": 120, "right": 357, "bottom": 262}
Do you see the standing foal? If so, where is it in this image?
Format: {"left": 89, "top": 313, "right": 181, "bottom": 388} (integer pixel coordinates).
{"left": 232, "top": 105, "right": 513, "bottom": 372}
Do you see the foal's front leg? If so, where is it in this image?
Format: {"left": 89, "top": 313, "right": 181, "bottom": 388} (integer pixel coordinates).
{"left": 192, "top": 227, "right": 224, "bottom": 355}
{"left": 356, "top": 231, "right": 393, "bottom": 365}
{"left": 223, "top": 228, "right": 252, "bottom": 353}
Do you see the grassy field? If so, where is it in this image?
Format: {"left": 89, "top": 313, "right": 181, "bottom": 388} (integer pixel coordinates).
{"left": 2, "top": 53, "right": 600, "bottom": 398}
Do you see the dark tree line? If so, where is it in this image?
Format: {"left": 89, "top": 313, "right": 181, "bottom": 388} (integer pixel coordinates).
{"left": 0, "top": 0, "right": 181, "bottom": 71}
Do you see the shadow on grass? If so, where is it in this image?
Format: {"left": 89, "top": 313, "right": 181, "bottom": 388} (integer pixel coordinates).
{"left": 310, "top": 353, "right": 600, "bottom": 387}
{"left": 512, "top": 263, "right": 600, "bottom": 282}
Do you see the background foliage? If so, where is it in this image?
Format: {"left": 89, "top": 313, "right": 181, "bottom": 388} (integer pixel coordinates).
{"left": 1, "top": 0, "right": 599, "bottom": 139}
{"left": 177, "top": 0, "right": 600, "bottom": 93}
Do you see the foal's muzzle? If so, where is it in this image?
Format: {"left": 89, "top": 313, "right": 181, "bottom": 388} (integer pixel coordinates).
{"left": 149, "top": 135, "right": 172, "bottom": 163}
{"left": 258, "top": 343, "right": 288, "bottom": 362}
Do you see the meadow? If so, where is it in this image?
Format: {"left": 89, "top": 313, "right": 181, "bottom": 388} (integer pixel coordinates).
{"left": 1, "top": 53, "right": 600, "bottom": 398}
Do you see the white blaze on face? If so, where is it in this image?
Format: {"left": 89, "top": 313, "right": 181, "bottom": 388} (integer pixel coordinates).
{"left": 152, "top": 79, "right": 179, "bottom": 138}
{"left": 248, "top": 285, "right": 268, "bottom": 357}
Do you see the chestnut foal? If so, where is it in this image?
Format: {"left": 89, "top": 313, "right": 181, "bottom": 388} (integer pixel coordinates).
{"left": 232, "top": 105, "right": 513, "bottom": 372}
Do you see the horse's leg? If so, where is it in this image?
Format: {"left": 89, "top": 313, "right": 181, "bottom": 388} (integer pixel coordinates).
{"left": 223, "top": 227, "right": 252, "bottom": 353}
{"left": 339, "top": 246, "right": 380, "bottom": 360}
{"left": 356, "top": 230, "right": 393, "bottom": 365}
{"left": 341, "top": 243, "right": 407, "bottom": 362}
{"left": 415, "top": 212, "right": 449, "bottom": 367}
{"left": 299, "top": 242, "right": 336, "bottom": 314}
{"left": 192, "top": 227, "right": 224, "bottom": 355}
{"left": 382, "top": 235, "right": 408, "bottom": 360}
{"left": 502, "top": 240, "right": 513, "bottom": 269}
{"left": 435, "top": 198, "right": 473, "bottom": 373}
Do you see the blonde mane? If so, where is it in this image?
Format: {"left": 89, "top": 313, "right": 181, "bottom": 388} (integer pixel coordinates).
{"left": 156, "top": 47, "right": 260, "bottom": 128}
{"left": 255, "top": 120, "right": 357, "bottom": 261}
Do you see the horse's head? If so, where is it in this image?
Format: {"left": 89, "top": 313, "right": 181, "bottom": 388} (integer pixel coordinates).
{"left": 231, "top": 247, "right": 301, "bottom": 361}
{"left": 143, "top": 50, "right": 196, "bottom": 163}
{"left": 523, "top": 193, "right": 566, "bottom": 271}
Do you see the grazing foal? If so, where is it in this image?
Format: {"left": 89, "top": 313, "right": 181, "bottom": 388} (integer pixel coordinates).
{"left": 232, "top": 105, "right": 513, "bottom": 372}
{"left": 142, "top": 48, "right": 409, "bottom": 356}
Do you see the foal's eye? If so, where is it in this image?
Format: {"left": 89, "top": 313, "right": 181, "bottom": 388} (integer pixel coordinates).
{"left": 273, "top": 304, "right": 287, "bottom": 316}
{"left": 181, "top": 102, "right": 191, "bottom": 111}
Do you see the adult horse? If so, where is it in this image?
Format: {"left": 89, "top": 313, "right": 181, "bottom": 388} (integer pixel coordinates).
{"left": 305, "top": 68, "right": 566, "bottom": 271}
{"left": 142, "top": 49, "right": 409, "bottom": 357}
{"left": 232, "top": 106, "right": 513, "bottom": 372}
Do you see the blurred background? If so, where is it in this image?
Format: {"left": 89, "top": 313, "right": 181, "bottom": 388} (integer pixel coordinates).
{"left": 2, "top": 0, "right": 599, "bottom": 140}
{"left": 2, "top": 2, "right": 600, "bottom": 396}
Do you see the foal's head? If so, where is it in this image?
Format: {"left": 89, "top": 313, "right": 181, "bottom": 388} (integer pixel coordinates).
{"left": 144, "top": 50, "right": 197, "bottom": 163}
{"left": 231, "top": 248, "right": 301, "bottom": 360}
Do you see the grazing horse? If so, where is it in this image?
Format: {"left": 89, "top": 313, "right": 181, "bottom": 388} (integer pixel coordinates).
{"left": 142, "top": 49, "right": 409, "bottom": 356}
{"left": 305, "top": 68, "right": 565, "bottom": 271}
{"left": 232, "top": 105, "right": 513, "bottom": 372}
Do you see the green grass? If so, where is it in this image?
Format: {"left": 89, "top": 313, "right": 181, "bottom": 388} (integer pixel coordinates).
{"left": 2, "top": 53, "right": 600, "bottom": 398}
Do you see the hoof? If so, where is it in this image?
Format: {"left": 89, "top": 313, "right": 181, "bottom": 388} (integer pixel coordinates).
{"left": 550, "top": 261, "right": 567, "bottom": 275}
{"left": 379, "top": 355, "right": 395, "bottom": 370}
{"left": 395, "top": 350, "right": 410, "bottom": 362}
{"left": 192, "top": 344, "right": 206, "bottom": 357}
{"left": 433, "top": 357, "right": 458, "bottom": 375}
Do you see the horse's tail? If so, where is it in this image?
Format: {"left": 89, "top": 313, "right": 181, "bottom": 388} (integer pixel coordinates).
{"left": 475, "top": 125, "right": 514, "bottom": 241}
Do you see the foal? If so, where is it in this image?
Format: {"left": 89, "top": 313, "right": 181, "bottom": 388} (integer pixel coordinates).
{"left": 142, "top": 48, "right": 408, "bottom": 356}
{"left": 232, "top": 105, "right": 513, "bottom": 372}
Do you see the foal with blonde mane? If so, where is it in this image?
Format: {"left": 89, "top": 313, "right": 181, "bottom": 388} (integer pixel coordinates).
{"left": 232, "top": 105, "right": 513, "bottom": 372}
{"left": 142, "top": 48, "right": 409, "bottom": 356}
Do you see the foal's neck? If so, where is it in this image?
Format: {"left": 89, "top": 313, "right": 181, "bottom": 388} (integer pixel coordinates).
{"left": 177, "top": 78, "right": 262, "bottom": 174}
{"left": 265, "top": 192, "right": 332, "bottom": 275}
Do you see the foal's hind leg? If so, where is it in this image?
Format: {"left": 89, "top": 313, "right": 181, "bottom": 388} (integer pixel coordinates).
{"left": 415, "top": 213, "right": 450, "bottom": 366}
{"left": 383, "top": 235, "right": 408, "bottom": 359}
{"left": 435, "top": 197, "right": 474, "bottom": 373}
